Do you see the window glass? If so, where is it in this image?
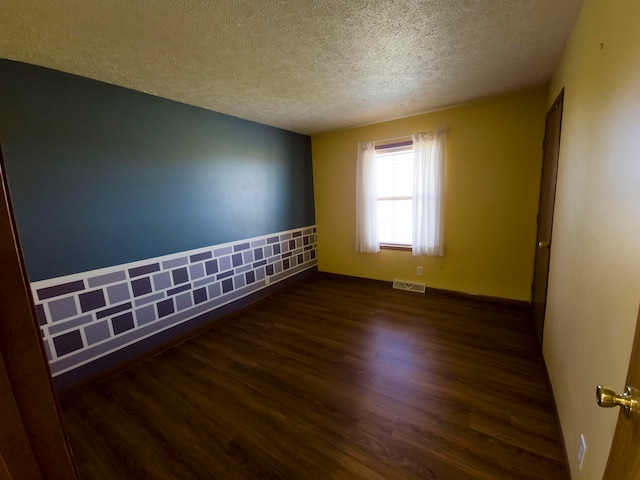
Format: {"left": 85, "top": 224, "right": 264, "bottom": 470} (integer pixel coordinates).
{"left": 376, "top": 146, "right": 413, "bottom": 245}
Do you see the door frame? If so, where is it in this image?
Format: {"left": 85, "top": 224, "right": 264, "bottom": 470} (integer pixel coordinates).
{"left": 531, "top": 89, "right": 564, "bottom": 345}
{"left": 0, "top": 140, "right": 78, "bottom": 479}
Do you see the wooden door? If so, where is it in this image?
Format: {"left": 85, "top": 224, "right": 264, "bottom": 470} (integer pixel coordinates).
{"left": 0, "top": 351, "right": 43, "bottom": 479}
{"left": 602, "top": 303, "right": 640, "bottom": 478}
{"left": 531, "top": 89, "right": 564, "bottom": 345}
{"left": 0, "top": 142, "right": 78, "bottom": 478}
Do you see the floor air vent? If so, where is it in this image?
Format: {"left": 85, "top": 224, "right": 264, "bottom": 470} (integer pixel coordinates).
{"left": 392, "top": 280, "right": 426, "bottom": 293}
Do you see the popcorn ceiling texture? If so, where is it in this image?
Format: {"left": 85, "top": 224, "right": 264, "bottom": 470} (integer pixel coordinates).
{"left": 1, "top": 0, "right": 581, "bottom": 134}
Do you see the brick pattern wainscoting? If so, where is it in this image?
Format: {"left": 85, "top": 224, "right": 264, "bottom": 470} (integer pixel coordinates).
{"left": 32, "top": 226, "right": 317, "bottom": 378}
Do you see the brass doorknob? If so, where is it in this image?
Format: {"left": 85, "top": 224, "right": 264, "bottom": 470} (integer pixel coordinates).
{"left": 537, "top": 241, "right": 550, "bottom": 248}
{"left": 596, "top": 385, "right": 639, "bottom": 418}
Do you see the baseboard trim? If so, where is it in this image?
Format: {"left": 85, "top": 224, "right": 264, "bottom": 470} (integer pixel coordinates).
{"left": 425, "top": 287, "right": 530, "bottom": 308}
{"left": 315, "top": 271, "right": 530, "bottom": 308}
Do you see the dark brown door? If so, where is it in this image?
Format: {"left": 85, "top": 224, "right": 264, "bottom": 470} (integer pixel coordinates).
{"left": 531, "top": 89, "right": 564, "bottom": 345}
{"left": 0, "top": 142, "right": 78, "bottom": 479}
{"left": 602, "top": 303, "right": 640, "bottom": 478}
{"left": 0, "top": 351, "right": 43, "bottom": 479}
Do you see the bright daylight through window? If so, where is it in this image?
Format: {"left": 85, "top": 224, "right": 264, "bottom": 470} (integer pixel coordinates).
{"left": 376, "top": 144, "right": 413, "bottom": 246}
{"left": 356, "top": 130, "right": 445, "bottom": 256}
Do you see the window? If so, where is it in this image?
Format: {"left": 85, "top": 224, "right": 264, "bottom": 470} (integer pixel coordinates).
{"left": 375, "top": 143, "right": 413, "bottom": 246}
{"left": 355, "top": 130, "right": 446, "bottom": 256}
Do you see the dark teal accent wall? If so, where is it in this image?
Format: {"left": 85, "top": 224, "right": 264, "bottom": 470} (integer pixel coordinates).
{"left": 0, "top": 60, "right": 315, "bottom": 281}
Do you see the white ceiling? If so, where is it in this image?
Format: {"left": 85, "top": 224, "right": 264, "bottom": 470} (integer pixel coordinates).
{"left": 1, "top": 0, "right": 582, "bottom": 135}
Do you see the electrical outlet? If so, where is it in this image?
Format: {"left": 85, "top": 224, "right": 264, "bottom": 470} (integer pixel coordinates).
{"left": 416, "top": 266, "right": 423, "bottom": 276}
{"left": 578, "top": 434, "right": 587, "bottom": 470}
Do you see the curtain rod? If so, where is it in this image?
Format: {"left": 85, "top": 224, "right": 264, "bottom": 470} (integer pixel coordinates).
{"left": 375, "top": 140, "right": 412, "bottom": 151}
{"left": 372, "top": 127, "right": 448, "bottom": 145}
{"left": 373, "top": 134, "right": 413, "bottom": 145}
{"left": 370, "top": 127, "right": 447, "bottom": 147}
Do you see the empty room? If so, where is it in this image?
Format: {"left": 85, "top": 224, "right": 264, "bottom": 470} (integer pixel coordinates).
{"left": 1, "top": 0, "right": 639, "bottom": 479}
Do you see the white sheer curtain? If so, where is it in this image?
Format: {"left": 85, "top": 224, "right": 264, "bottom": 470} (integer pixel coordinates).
{"left": 412, "top": 129, "right": 446, "bottom": 256}
{"left": 355, "top": 141, "right": 380, "bottom": 253}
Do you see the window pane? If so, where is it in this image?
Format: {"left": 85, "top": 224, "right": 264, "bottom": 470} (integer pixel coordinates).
{"left": 376, "top": 147, "right": 413, "bottom": 245}
{"left": 377, "top": 150, "right": 413, "bottom": 198}
{"left": 378, "top": 199, "right": 412, "bottom": 244}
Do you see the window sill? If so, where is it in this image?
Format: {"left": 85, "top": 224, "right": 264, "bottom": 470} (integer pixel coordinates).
{"left": 380, "top": 243, "right": 411, "bottom": 251}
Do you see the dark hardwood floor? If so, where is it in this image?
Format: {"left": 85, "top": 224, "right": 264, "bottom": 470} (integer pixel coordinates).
{"left": 60, "top": 273, "right": 568, "bottom": 479}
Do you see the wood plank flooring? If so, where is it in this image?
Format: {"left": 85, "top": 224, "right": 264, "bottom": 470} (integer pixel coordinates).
{"left": 60, "top": 273, "right": 568, "bottom": 479}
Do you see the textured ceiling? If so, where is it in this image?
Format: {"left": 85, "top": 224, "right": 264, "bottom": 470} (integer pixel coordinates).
{"left": 1, "top": 0, "right": 582, "bottom": 134}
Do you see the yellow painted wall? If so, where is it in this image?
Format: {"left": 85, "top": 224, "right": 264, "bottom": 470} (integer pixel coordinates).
{"left": 311, "top": 89, "right": 546, "bottom": 301}
{"left": 544, "top": 0, "right": 640, "bottom": 478}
